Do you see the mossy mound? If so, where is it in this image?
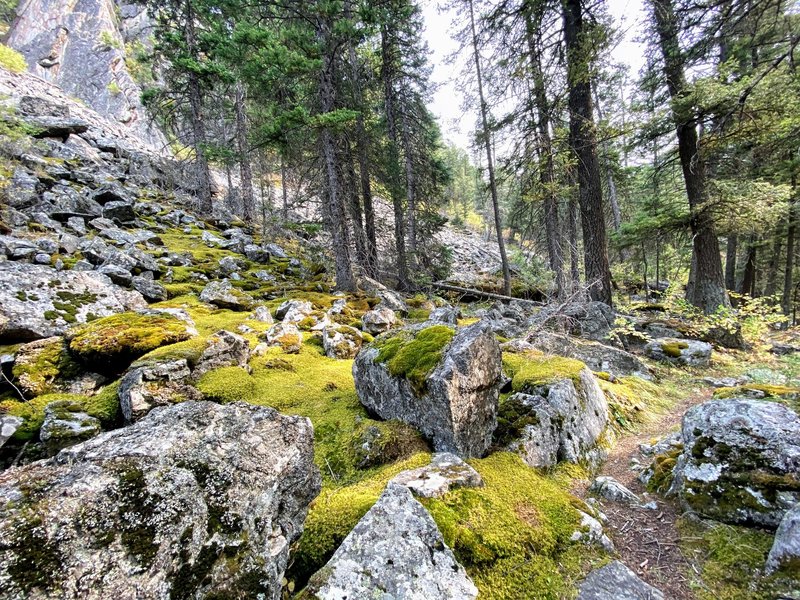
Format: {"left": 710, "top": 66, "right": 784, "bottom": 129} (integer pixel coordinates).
{"left": 0, "top": 381, "right": 121, "bottom": 441}
{"left": 423, "top": 452, "right": 604, "bottom": 599}
{"left": 661, "top": 340, "right": 689, "bottom": 358}
{"left": 714, "top": 384, "right": 800, "bottom": 401}
{"left": 598, "top": 375, "right": 674, "bottom": 433}
{"left": 502, "top": 351, "right": 585, "bottom": 393}
{"left": 68, "top": 312, "right": 193, "bottom": 373}
{"left": 645, "top": 446, "right": 683, "bottom": 494}
{"left": 11, "top": 338, "right": 81, "bottom": 396}
{"left": 374, "top": 325, "right": 456, "bottom": 393}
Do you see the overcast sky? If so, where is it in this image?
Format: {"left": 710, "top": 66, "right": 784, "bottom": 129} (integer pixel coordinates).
{"left": 421, "top": 0, "right": 649, "bottom": 151}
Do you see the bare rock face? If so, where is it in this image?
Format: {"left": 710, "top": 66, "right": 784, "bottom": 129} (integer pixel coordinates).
{"left": 118, "top": 358, "right": 200, "bottom": 423}
{"left": 304, "top": 483, "right": 478, "bottom": 600}
{"left": 192, "top": 330, "right": 251, "bottom": 378}
{"left": 578, "top": 561, "right": 664, "bottom": 600}
{"left": 6, "top": 0, "right": 165, "bottom": 148}
{"left": 354, "top": 322, "right": 502, "bottom": 458}
{"left": 0, "top": 262, "right": 147, "bottom": 342}
{"left": 503, "top": 369, "right": 609, "bottom": 469}
{"left": 673, "top": 399, "right": 800, "bottom": 528}
{"left": 766, "top": 502, "right": 800, "bottom": 575}
{"left": 0, "top": 401, "right": 321, "bottom": 599}
{"left": 361, "top": 306, "right": 397, "bottom": 335}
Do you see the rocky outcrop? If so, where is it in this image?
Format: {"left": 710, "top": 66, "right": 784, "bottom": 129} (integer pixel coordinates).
{"left": 766, "top": 502, "right": 800, "bottom": 574}
{"left": 645, "top": 338, "right": 712, "bottom": 367}
{"left": 39, "top": 399, "right": 101, "bottom": 453}
{"left": 390, "top": 452, "right": 483, "bottom": 498}
{"left": 361, "top": 306, "right": 397, "bottom": 335}
{"left": 192, "top": 330, "right": 250, "bottom": 378}
{"left": 304, "top": 483, "right": 478, "bottom": 599}
{"left": 673, "top": 399, "right": 800, "bottom": 528}
{"left": 354, "top": 322, "right": 502, "bottom": 458}
{"left": 200, "top": 280, "right": 254, "bottom": 310}
{"left": 503, "top": 369, "right": 609, "bottom": 469}
{"left": 590, "top": 476, "right": 641, "bottom": 505}
{"left": 0, "top": 262, "right": 147, "bottom": 341}
{"left": 5, "top": 0, "right": 165, "bottom": 148}
{"left": 530, "top": 301, "right": 615, "bottom": 342}
{"left": 322, "top": 324, "right": 362, "bottom": 359}
{"left": 577, "top": 561, "right": 665, "bottom": 600}
{"left": 0, "top": 401, "right": 321, "bottom": 599}
{"left": 118, "top": 358, "right": 199, "bottom": 423}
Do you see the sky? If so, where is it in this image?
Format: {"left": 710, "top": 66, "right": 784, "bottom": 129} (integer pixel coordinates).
{"left": 420, "top": 0, "right": 650, "bottom": 151}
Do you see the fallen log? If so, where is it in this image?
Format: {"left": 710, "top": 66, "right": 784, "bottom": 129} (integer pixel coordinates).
{"left": 430, "top": 282, "right": 543, "bottom": 305}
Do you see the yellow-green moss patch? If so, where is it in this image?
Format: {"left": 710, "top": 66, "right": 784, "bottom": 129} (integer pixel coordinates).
{"left": 502, "top": 351, "right": 585, "bottom": 393}
{"left": 69, "top": 312, "right": 193, "bottom": 373}
{"left": 0, "top": 43, "right": 26, "bottom": 73}
{"left": 374, "top": 325, "right": 455, "bottom": 393}
{"left": 12, "top": 338, "right": 81, "bottom": 396}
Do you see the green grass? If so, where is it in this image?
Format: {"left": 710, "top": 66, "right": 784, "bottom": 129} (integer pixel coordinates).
{"left": 0, "top": 43, "right": 26, "bottom": 73}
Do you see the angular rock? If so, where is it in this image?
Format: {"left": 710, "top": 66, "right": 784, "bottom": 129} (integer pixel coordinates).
{"left": 391, "top": 452, "right": 483, "bottom": 498}
{"left": 261, "top": 323, "right": 303, "bottom": 354}
{"left": 264, "top": 243, "right": 288, "bottom": 258}
{"left": 504, "top": 369, "right": 609, "bottom": 468}
{"left": 102, "top": 201, "right": 136, "bottom": 224}
{"left": 11, "top": 336, "right": 78, "bottom": 396}
{"left": 276, "top": 299, "right": 313, "bottom": 323}
{"left": 673, "top": 398, "right": 800, "bottom": 528}
{"left": 429, "top": 305, "right": 461, "bottom": 325}
{"left": 354, "top": 322, "right": 501, "bottom": 457}
{"left": 645, "top": 338, "right": 712, "bottom": 367}
{"left": 766, "top": 502, "right": 800, "bottom": 574}
{"left": 578, "top": 561, "right": 665, "bottom": 600}
{"left": 322, "top": 324, "right": 362, "bottom": 359}
{"left": 193, "top": 330, "right": 251, "bottom": 378}
{"left": 0, "top": 402, "right": 320, "bottom": 599}
{"left": 305, "top": 483, "right": 477, "bottom": 600}
{"left": 0, "top": 262, "right": 146, "bottom": 341}
{"left": 250, "top": 305, "right": 274, "bottom": 324}
{"left": 40, "top": 400, "right": 101, "bottom": 453}
{"left": 590, "top": 476, "right": 641, "bottom": 505}
{"left": 199, "top": 279, "right": 254, "bottom": 310}
{"left": 244, "top": 244, "right": 271, "bottom": 263}
{"left": 0, "top": 416, "right": 23, "bottom": 449}
{"left": 361, "top": 306, "right": 397, "bottom": 335}
{"left": 119, "top": 359, "right": 199, "bottom": 423}
{"left": 98, "top": 263, "right": 133, "bottom": 286}
{"left": 131, "top": 276, "right": 168, "bottom": 302}
{"left": 358, "top": 275, "right": 408, "bottom": 314}
{"left": 218, "top": 255, "right": 245, "bottom": 275}
{"left": 571, "top": 511, "right": 615, "bottom": 553}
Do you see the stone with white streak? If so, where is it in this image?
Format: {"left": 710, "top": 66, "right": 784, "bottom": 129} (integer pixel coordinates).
{"left": 391, "top": 452, "right": 483, "bottom": 498}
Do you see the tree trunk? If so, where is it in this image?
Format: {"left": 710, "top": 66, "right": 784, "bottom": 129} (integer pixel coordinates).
{"left": 651, "top": 0, "right": 730, "bottom": 314}
{"left": 725, "top": 234, "right": 738, "bottom": 291}
{"left": 784, "top": 176, "right": 797, "bottom": 320}
{"left": 184, "top": 0, "right": 212, "bottom": 215}
{"left": 280, "top": 155, "right": 289, "bottom": 221}
{"left": 317, "top": 16, "right": 355, "bottom": 292}
{"left": 401, "top": 111, "right": 418, "bottom": 265}
{"left": 344, "top": 137, "right": 368, "bottom": 271}
{"left": 234, "top": 80, "right": 255, "bottom": 222}
{"left": 524, "top": 7, "right": 564, "bottom": 297}
{"left": 563, "top": 0, "right": 613, "bottom": 305}
{"left": 739, "top": 237, "right": 757, "bottom": 297}
{"left": 567, "top": 175, "right": 580, "bottom": 292}
{"left": 468, "top": 0, "right": 511, "bottom": 295}
{"left": 381, "top": 23, "right": 410, "bottom": 290}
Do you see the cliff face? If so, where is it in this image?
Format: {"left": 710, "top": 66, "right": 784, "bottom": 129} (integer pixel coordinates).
{"left": 5, "top": 0, "right": 165, "bottom": 150}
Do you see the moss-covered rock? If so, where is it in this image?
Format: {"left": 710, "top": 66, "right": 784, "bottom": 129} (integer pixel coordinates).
{"left": 373, "top": 325, "right": 456, "bottom": 394}
{"left": 11, "top": 337, "right": 81, "bottom": 396}
{"left": 68, "top": 312, "right": 194, "bottom": 373}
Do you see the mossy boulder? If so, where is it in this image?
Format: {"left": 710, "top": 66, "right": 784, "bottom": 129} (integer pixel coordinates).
{"left": 354, "top": 323, "right": 501, "bottom": 458}
{"left": 39, "top": 400, "right": 101, "bottom": 454}
{"left": 645, "top": 337, "right": 712, "bottom": 367}
{"left": 68, "top": 312, "right": 194, "bottom": 374}
{"left": 11, "top": 336, "right": 81, "bottom": 396}
{"left": 673, "top": 398, "right": 800, "bottom": 528}
{"left": 322, "top": 324, "right": 362, "bottom": 360}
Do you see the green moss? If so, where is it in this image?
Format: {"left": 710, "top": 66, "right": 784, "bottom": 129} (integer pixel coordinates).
{"left": 111, "top": 462, "right": 160, "bottom": 568}
{"left": 69, "top": 312, "right": 193, "bottom": 373}
{"left": 645, "top": 446, "right": 682, "bottom": 494}
{"left": 598, "top": 375, "right": 674, "bottom": 433}
{"left": 11, "top": 337, "right": 81, "bottom": 396}
{"left": 287, "top": 454, "right": 431, "bottom": 590}
{"left": 423, "top": 452, "right": 604, "bottom": 599}
{"left": 136, "top": 337, "right": 208, "bottom": 368}
{"left": 5, "top": 510, "right": 63, "bottom": 592}
{"left": 714, "top": 384, "right": 800, "bottom": 400}
{"left": 677, "top": 518, "right": 786, "bottom": 600}
{"left": 374, "top": 325, "right": 455, "bottom": 394}
{"left": 195, "top": 367, "right": 256, "bottom": 403}
{"left": 502, "top": 351, "right": 585, "bottom": 393}
{"left": 0, "top": 43, "right": 26, "bottom": 73}
{"left": 661, "top": 341, "right": 689, "bottom": 358}
{"left": 494, "top": 394, "right": 541, "bottom": 447}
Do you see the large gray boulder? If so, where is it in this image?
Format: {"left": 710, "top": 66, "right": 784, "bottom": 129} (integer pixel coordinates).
{"left": 0, "top": 401, "right": 321, "bottom": 599}
{"left": 353, "top": 322, "right": 502, "bottom": 458}
{"left": 766, "top": 502, "right": 800, "bottom": 575}
{"left": 578, "top": 561, "right": 665, "bottom": 600}
{"left": 645, "top": 338, "right": 712, "bottom": 367}
{"left": 0, "top": 262, "right": 147, "bottom": 341}
{"left": 192, "top": 330, "right": 251, "bottom": 378}
{"left": 673, "top": 399, "right": 800, "bottom": 528}
{"left": 304, "top": 483, "right": 477, "bottom": 599}
{"left": 503, "top": 368, "right": 609, "bottom": 468}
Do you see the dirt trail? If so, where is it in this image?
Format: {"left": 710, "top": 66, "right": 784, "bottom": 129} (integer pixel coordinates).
{"left": 577, "top": 386, "right": 715, "bottom": 599}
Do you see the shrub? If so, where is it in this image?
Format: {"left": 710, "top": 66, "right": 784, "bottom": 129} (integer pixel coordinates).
{"left": 0, "top": 43, "right": 26, "bottom": 73}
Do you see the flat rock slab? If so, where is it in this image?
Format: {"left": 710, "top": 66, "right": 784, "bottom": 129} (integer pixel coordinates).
{"left": 578, "top": 561, "right": 665, "bottom": 600}
{"left": 305, "top": 483, "right": 478, "bottom": 599}
{"left": 0, "top": 262, "right": 147, "bottom": 341}
{"left": 391, "top": 452, "right": 483, "bottom": 498}
{"left": 0, "top": 401, "right": 320, "bottom": 600}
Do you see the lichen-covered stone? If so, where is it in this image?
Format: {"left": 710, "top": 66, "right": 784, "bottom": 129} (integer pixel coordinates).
{"left": 390, "top": 452, "right": 483, "bottom": 498}
{"left": 276, "top": 299, "right": 313, "bottom": 323}
{"left": 354, "top": 322, "right": 501, "bottom": 458}
{"left": 589, "top": 476, "right": 640, "bottom": 505}
{"left": 199, "top": 280, "right": 254, "bottom": 310}
{"left": 766, "top": 502, "right": 800, "bottom": 575}
{"left": 304, "top": 483, "right": 477, "bottom": 599}
{"left": 571, "top": 511, "right": 614, "bottom": 553}
{"left": 11, "top": 336, "right": 80, "bottom": 396}
{"left": 322, "top": 324, "right": 362, "bottom": 360}
{"left": 0, "top": 416, "right": 23, "bottom": 449}
{"left": 261, "top": 323, "right": 303, "bottom": 354}
{"left": 0, "top": 401, "right": 321, "bottom": 599}
{"left": 192, "top": 330, "right": 251, "bottom": 378}
{"left": 578, "top": 560, "right": 664, "bottom": 600}
{"left": 361, "top": 306, "right": 397, "bottom": 335}
{"left": 0, "top": 262, "right": 147, "bottom": 341}
{"left": 645, "top": 338, "right": 712, "bottom": 367}
{"left": 673, "top": 398, "right": 800, "bottom": 528}
{"left": 39, "top": 399, "right": 101, "bottom": 453}
{"left": 118, "top": 359, "right": 199, "bottom": 423}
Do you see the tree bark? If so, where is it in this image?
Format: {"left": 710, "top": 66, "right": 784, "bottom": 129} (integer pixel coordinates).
{"left": 651, "top": 0, "right": 730, "bottom": 314}
{"left": 280, "top": 154, "right": 289, "bottom": 221}
{"left": 468, "top": 0, "right": 511, "bottom": 295}
{"left": 725, "top": 234, "right": 738, "bottom": 291}
{"left": 784, "top": 177, "right": 797, "bottom": 320}
{"left": 184, "top": 0, "right": 212, "bottom": 215}
{"left": 563, "top": 0, "right": 613, "bottom": 305}
{"left": 401, "top": 111, "right": 418, "bottom": 265}
{"left": 739, "top": 236, "right": 757, "bottom": 297}
{"left": 344, "top": 137, "right": 369, "bottom": 271}
{"left": 567, "top": 173, "right": 580, "bottom": 292}
{"left": 381, "top": 23, "right": 410, "bottom": 290}
{"left": 234, "top": 80, "right": 255, "bottom": 222}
